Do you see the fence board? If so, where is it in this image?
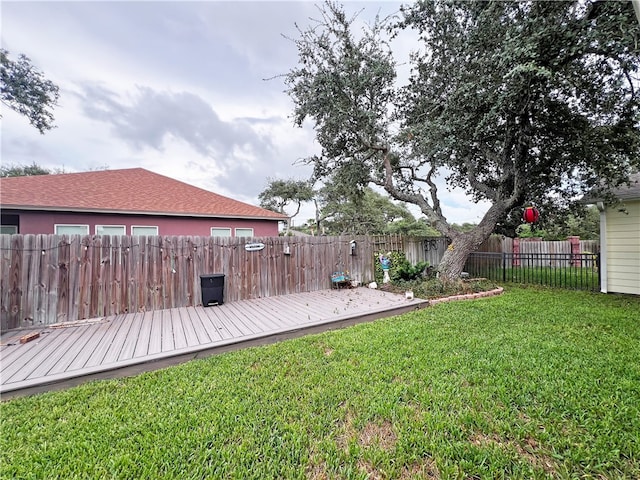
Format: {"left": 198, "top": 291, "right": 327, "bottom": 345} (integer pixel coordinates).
{"left": 45, "top": 236, "right": 59, "bottom": 325}
{"left": 22, "top": 235, "right": 37, "bottom": 326}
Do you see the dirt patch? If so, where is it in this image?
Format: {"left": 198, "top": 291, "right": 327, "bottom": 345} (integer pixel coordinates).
{"left": 357, "top": 457, "right": 440, "bottom": 480}
{"left": 336, "top": 410, "right": 357, "bottom": 452}
{"left": 358, "top": 420, "right": 397, "bottom": 451}
{"left": 357, "top": 459, "right": 385, "bottom": 480}
{"left": 470, "top": 431, "right": 558, "bottom": 475}
{"left": 305, "top": 458, "right": 329, "bottom": 480}
{"left": 336, "top": 412, "right": 398, "bottom": 453}
{"left": 398, "top": 458, "right": 441, "bottom": 479}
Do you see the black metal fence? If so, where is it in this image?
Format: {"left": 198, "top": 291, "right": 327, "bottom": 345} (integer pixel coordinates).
{"left": 465, "top": 252, "right": 600, "bottom": 291}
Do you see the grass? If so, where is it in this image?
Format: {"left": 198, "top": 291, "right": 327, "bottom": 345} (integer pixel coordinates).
{"left": 1, "top": 287, "right": 639, "bottom": 479}
{"left": 503, "top": 267, "right": 598, "bottom": 291}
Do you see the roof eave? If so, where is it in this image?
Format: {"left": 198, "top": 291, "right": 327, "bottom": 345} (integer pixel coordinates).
{"left": 0, "top": 205, "right": 288, "bottom": 221}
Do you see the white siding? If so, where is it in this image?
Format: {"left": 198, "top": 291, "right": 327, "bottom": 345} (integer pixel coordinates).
{"left": 605, "top": 200, "right": 640, "bottom": 295}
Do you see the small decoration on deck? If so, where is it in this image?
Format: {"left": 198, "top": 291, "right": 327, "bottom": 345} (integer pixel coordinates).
{"left": 522, "top": 206, "right": 540, "bottom": 224}
{"left": 19, "top": 332, "right": 40, "bottom": 344}
{"left": 368, "top": 282, "right": 378, "bottom": 289}
{"left": 405, "top": 290, "right": 414, "bottom": 300}
{"left": 379, "top": 252, "right": 392, "bottom": 283}
{"left": 331, "top": 271, "right": 352, "bottom": 289}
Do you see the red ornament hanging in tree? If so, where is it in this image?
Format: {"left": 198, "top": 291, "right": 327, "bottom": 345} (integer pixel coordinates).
{"left": 522, "top": 206, "right": 540, "bottom": 224}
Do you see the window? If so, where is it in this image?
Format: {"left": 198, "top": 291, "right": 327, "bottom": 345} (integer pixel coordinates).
{"left": 131, "top": 226, "right": 159, "bottom": 236}
{"left": 0, "top": 225, "right": 18, "bottom": 235}
{"left": 235, "top": 228, "right": 254, "bottom": 238}
{"left": 96, "top": 225, "right": 126, "bottom": 236}
{"left": 211, "top": 227, "right": 232, "bottom": 237}
{"left": 55, "top": 224, "right": 89, "bottom": 235}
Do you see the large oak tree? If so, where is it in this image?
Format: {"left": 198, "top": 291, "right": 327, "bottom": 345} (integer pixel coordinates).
{"left": 285, "top": 0, "right": 640, "bottom": 281}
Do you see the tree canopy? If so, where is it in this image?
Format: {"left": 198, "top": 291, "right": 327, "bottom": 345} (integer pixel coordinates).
{"left": 0, "top": 162, "right": 51, "bottom": 177}
{"left": 1, "top": 49, "right": 59, "bottom": 134}
{"left": 285, "top": 0, "right": 640, "bottom": 280}
{"left": 258, "top": 178, "right": 315, "bottom": 233}
{"left": 316, "top": 185, "right": 432, "bottom": 236}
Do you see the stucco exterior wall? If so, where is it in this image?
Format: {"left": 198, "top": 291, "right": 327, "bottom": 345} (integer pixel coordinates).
{"left": 2, "top": 210, "right": 280, "bottom": 237}
{"left": 605, "top": 199, "right": 640, "bottom": 295}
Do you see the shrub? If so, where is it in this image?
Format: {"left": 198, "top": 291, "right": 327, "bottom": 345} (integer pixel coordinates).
{"left": 391, "top": 259, "right": 429, "bottom": 281}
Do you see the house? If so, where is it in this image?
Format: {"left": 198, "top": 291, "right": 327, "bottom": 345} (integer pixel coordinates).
{"left": 595, "top": 173, "right": 640, "bottom": 295}
{"left": 0, "top": 168, "right": 287, "bottom": 237}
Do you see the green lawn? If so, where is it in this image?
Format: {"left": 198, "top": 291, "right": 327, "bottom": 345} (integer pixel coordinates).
{"left": 2, "top": 287, "right": 639, "bottom": 479}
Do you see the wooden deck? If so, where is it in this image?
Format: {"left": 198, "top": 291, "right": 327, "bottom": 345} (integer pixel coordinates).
{"left": 1, "top": 288, "right": 427, "bottom": 400}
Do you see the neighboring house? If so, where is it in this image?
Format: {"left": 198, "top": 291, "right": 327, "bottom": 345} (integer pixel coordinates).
{"left": 593, "top": 173, "right": 640, "bottom": 295}
{"left": 0, "top": 168, "right": 287, "bottom": 237}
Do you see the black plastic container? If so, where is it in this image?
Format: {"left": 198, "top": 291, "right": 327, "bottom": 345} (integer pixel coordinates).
{"left": 200, "top": 274, "right": 225, "bottom": 306}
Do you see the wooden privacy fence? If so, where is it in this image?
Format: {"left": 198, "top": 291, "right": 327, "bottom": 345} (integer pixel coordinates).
{"left": 478, "top": 236, "right": 599, "bottom": 258}
{"left": 0, "top": 234, "right": 444, "bottom": 330}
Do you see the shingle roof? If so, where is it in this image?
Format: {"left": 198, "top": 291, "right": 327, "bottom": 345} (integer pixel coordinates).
{"left": 582, "top": 172, "right": 640, "bottom": 204}
{"left": 0, "top": 168, "right": 287, "bottom": 220}
{"left": 611, "top": 172, "right": 640, "bottom": 201}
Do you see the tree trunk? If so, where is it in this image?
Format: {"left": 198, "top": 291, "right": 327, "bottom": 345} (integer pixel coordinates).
{"left": 436, "top": 203, "right": 506, "bottom": 283}
{"left": 437, "top": 236, "right": 477, "bottom": 282}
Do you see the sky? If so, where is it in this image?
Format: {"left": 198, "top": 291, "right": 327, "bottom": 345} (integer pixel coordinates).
{"left": 1, "top": 0, "right": 490, "bottom": 226}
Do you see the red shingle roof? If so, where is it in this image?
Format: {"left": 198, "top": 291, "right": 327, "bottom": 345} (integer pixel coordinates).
{"left": 0, "top": 168, "right": 286, "bottom": 220}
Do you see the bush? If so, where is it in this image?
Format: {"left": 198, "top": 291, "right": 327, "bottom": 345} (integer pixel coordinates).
{"left": 392, "top": 259, "right": 429, "bottom": 281}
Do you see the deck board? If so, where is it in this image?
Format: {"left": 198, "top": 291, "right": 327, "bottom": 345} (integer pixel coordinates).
{"left": 118, "top": 313, "right": 144, "bottom": 361}
{"left": 193, "top": 307, "right": 230, "bottom": 340}
{"left": 25, "top": 333, "right": 79, "bottom": 380}
{"left": 66, "top": 324, "right": 109, "bottom": 371}
{"left": 185, "top": 307, "right": 213, "bottom": 345}
{"left": 10, "top": 330, "right": 78, "bottom": 382}
{"left": 225, "top": 300, "right": 282, "bottom": 331}
{"left": 100, "top": 314, "right": 136, "bottom": 366}
{"left": 1, "top": 329, "right": 66, "bottom": 381}
{"left": 133, "top": 311, "right": 154, "bottom": 358}
{"left": 84, "top": 317, "right": 130, "bottom": 369}
{"left": 204, "top": 307, "right": 249, "bottom": 338}
{"left": 177, "top": 308, "right": 200, "bottom": 348}
{"left": 1, "top": 288, "right": 429, "bottom": 399}
{"left": 147, "top": 310, "right": 163, "bottom": 356}
{"left": 217, "top": 304, "right": 263, "bottom": 335}
{"left": 169, "top": 308, "right": 188, "bottom": 351}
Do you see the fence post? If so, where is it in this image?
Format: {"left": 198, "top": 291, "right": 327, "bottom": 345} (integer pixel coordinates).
{"left": 502, "top": 253, "right": 506, "bottom": 283}
{"left": 512, "top": 238, "right": 520, "bottom": 266}
{"left": 568, "top": 236, "right": 581, "bottom": 267}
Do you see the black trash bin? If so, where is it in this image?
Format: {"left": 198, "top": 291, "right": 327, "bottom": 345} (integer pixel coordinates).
{"left": 200, "top": 274, "right": 225, "bottom": 306}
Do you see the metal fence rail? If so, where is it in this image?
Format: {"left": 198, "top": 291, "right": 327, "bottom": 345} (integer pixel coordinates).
{"left": 465, "top": 252, "right": 600, "bottom": 291}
